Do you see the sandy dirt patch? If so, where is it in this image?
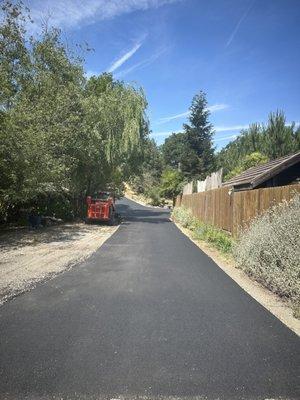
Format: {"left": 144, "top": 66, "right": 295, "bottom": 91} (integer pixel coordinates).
{"left": 0, "top": 223, "right": 118, "bottom": 305}
{"left": 124, "top": 183, "right": 152, "bottom": 207}
{"left": 124, "top": 183, "right": 173, "bottom": 208}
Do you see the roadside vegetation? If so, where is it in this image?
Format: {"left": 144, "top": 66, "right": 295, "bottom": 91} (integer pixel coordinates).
{"left": 172, "top": 206, "right": 233, "bottom": 254}
{"left": 234, "top": 195, "right": 300, "bottom": 317}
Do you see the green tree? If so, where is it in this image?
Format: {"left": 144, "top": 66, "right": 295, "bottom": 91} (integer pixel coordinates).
{"left": 160, "top": 168, "right": 184, "bottom": 205}
{"left": 162, "top": 92, "right": 216, "bottom": 180}
{"left": 263, "top": 111, "right": 296, "bottom": 159}
{"left": 130, "top": 138, "right": 163, "bottom": 196}
{"left": 225, "top": 152, "right": 269, "bottom": 181}
{"left": 183, "top": 91, "right": 215, "bottom": 179}
{"left": 216, "top": 111, "right": 300, "bottom": 178}
{"left": 161, "top": 132, "right": 187, "bottom": 170}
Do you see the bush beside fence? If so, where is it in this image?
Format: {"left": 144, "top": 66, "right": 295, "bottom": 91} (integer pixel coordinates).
{"left": 175, "top": 184, "right": 300, "bottom": 236}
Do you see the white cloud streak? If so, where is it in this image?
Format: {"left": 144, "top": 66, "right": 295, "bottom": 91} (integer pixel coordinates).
{"left": 214, "top": 124, "right": 249, "bottom": 132}
{"left": 85, "top": 47, "right": 167, "bottom": 79}
{"left": 114, "top": 47, "right": 168, "bottom": 78}
{"left": 27, "top": 0, "right": 179, "bottom": 32}
{"left": 151, "top": 120, "right": 300, "bottom": 143}
{"left": 157, "top": 111, "right": 190, "bottom": 124}
{"left": 157, "top": 103, "right": 229, "bottom": 125}
{"left": 225, "top": 0, "right": 255, "bottom": 48}
{"left": 108, "top": 42, "right": 142, "bottom": 73}
{"left": 207, "top": 103, "right": 229, "bottom": 112}
{"left": 213, "top": 134, "right": 238, "bottom": 142}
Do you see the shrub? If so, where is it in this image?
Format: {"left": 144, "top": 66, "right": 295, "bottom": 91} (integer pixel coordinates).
{"left": 172, "top": 206, "right": 233, "bottom": 253}
{"left": 233, "top": 195, "right": 300, "bottom": 312}
{"left": 147, "top": 188, "right": 162, "bottom": 206}
{"left": 172, "top": 206, "right": 197, "bottom": 228}
{"left": 194, "top": 224, "right": 233, "bottom": 253}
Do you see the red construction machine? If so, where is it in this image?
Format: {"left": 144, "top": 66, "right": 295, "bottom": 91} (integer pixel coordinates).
{"left": 86, "top": 191, "right": 116, "bottom": 225}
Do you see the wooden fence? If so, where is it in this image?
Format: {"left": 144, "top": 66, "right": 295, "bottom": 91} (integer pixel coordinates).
{"left": 175, "top": 184, "right": 300, "bottom": 236}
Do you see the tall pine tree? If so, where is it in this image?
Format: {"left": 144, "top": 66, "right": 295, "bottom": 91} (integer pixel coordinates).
{"left": 183, "top": 91, "right": 215, "bottom": 180}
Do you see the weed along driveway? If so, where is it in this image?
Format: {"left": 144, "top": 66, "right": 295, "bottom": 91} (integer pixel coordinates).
{"left": 0, "top": 198, "right": 299, "bottom": 400}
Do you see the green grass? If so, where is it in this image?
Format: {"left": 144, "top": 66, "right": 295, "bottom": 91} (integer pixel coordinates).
{"left": 172, "top": 206, "right": 233, "bottom": 254}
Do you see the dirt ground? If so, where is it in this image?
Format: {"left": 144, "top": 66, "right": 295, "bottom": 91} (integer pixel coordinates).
{"left": 0, "top": 222, "right": 118, "bottom": 305}
{"left": 124, "top": 183, "right": 173, "bottom": 208}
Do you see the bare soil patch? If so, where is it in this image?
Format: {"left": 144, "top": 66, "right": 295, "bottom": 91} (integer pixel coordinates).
{"left": 0, "top": 222, "right": 118, "bottom": 305}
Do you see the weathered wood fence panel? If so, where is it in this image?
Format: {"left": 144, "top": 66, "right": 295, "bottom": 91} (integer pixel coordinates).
{"left": 176, "top": 184, "right": 300, "bottom": 236}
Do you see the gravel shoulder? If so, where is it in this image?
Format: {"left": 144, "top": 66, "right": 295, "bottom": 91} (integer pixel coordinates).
{"left": 0, "top": 222, "right": 118, "bottom": 305}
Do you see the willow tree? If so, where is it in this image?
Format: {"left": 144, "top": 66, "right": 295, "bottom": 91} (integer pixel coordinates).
{"left": 81, "top": 74, "right": 148, "bottom": 196}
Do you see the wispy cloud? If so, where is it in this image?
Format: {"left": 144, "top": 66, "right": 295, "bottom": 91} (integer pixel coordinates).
{"left": 156, "top": 103, "right": 229, "bottom": 125}
{"left": 114, "top": 47, "right": 168, "bottom": 78}
{"left": 214, "top": 124, "right": 249, "bottom": 132}
{"left": 213, "top": 134, "right": 238, "bottom": 142}
{"left": 207, "top": 103, "right": 229, "bottom": 112}
{"left": 108, "top": 42, "right": 143, "bottom": 73}
{"left": 225, "top": 0, "right": 255, "bottom": 48}
{"left": 151, "top": 120, "right": 300, "bottom": 143}
{"left": 151, "top": 126, "right": 242, "bottom": 141}
{"left": 28, "top": 0, "right": 180, "bottom": 32}
{"left": 214, "top": 120, "right": 300, "bottom": 133}
{"left": 157, "top": 111, "right": 190, "bottom": 124}
{"left": 85, "top": 46, "right": 167, "bottom": 79}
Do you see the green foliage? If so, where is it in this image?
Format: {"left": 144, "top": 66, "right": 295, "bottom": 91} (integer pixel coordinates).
{"left": 129, "top": 138, "right": 163, "bottom": 197}
{"left": 162, "top": 91, "right": 215, "bottom": 181}
{"left": 233, "top": 195, "right": 300, "bottom": 315}
{"left": 183, "top": 91, "right": 215, "bottom": 179}
{"left": 193, "top": 224, "right": 233, "bottom": 253}
{"left": 263, "top": 111, "right": 297, "bottom": 159}
{"left": 147, "top": 188, "right": 163, "bottom": 206}
{"left": 159, "top": 168, "right": 184, "bottom": 202}
{"left": 161, "top": 132, "right": 186, "bottom": 170}
{"left": 225, "top": 152, "right": 269, "bottom": 180}
{"left": 0, "top": 1, "right": 148, "bottom": 221}
{"left": 172, "top": 206, "right": 196, "bottom": 228}
{"left": 172, "top": 206, "right": 233, "bottom": 254}
{"left": 217, "top": 112, "right": 300, "bottom": 178}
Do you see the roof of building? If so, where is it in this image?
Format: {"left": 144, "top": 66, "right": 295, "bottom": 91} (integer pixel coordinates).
{"left": 222, "top": 151, "right": 300, "bottom": 189}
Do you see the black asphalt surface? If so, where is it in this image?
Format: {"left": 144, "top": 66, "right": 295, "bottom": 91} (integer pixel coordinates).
{"left": 0, "top": 198, "right": 299, "bottom": 400}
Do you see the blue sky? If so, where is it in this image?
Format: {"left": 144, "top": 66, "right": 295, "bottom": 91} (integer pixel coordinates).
{"left": 26, "top": 0, "right": 300, "bottom": 149}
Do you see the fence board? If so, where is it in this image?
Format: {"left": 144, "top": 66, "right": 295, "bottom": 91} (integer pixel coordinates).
{"left": 176, "top": 184, "right": 300, "bottom": 236}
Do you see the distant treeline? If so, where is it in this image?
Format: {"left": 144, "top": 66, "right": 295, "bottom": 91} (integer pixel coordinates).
{"left": 217, "top": 112, "right": 300, "bottom": 180}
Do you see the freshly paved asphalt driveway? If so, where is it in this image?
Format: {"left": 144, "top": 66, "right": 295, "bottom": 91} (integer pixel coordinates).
{"left": 0, "top": 198, "right": 299, "bottom": 400}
